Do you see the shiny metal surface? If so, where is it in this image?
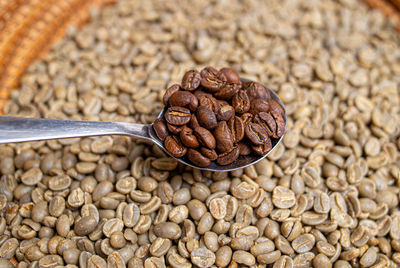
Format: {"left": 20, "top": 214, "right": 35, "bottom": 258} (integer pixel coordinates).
{"left": 0, "top": 79, "right": 286, "bottom": 171}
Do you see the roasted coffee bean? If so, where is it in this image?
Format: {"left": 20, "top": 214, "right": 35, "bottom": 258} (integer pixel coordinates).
{"left": 216, "top": 103, "right": 235, "bottom": 121}
{"left": 241, "top": 113, "right": 253, "bottom": 125}
{"left": 228, "top": 116, "right": 244, "bottom": 143}
{"left": 214, "top": 83, "right": 241, "bottom": 100}
{"left": 167, "top": 123, "right": 183, "bottom": 135}
{"left": 165, "top": 106, "right": 191, "bottom": 126}
{"left": 268, "top": 100, "right": 285, "bottom": 116}
{"left": 245, "top": 123, "right": 270, "bottom": 145}
{"left": 153, "top": 119, "right": 169, "bottom": 141}
{"left": 187, "top": 149, "right": 211, "bottom": 168}
{"left": 169, "top": 91, "right": 198, "bottom": 111}
{"left": 249, "top": 98, "right": 270, "bottom": 114}
{"left": 194, "top": 89, "right": 211, "bottom": 100}
{"left": 197, "top": 106, "right": 218, "bottom": 129}
{"left": 180, "top": 126, "right": 199, "bottom": 148}
{"left": 189, "top": 114, "right": 201, "bottom": 129}
{"left": 198, "top": 94, "right": 219, "bottom": 113}
{"left": 181, "top": 70, "right": 201, "bottom": 91}
{"left": 164, "top": 136, "right": 187, "bottom": 158}
{"left": 194, "top": 127, "right": 216, "bottom": 149}
{"left": 200, "top": 67, "right": 227, "bottom": 92}
{"left": 220, "top": 68, "right": 240, "bottom": 83}
{"left": 163, "top": 84, "right": 181, "bottom": 105}
{"left": 238, "top": 142, "right": 252, "bottom": 156}
{"left": 214, "top": 121, "right": 234, "bottom": 153}
{"left": 217, "top": 146, "right": 239, "bottom": 166}
{"left": 200, "top": 148, "right": 218, "bottom": 161}
{"left": 271, "top": 111, "right": 285, "bottom": 138}
{"left": 232, "top": 90, "right": 250, "bottom": 114}
{"left": 256, "top": 112, "right": 277, "bottom": 138}
{"left": 244, "top": 81, "right": 270, "bottom": 100}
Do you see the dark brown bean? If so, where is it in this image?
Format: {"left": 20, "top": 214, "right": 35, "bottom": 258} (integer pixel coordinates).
{"left": 214, "top": 121, "right": 234, "bottom": 153}
{"left": 214, "top": 82, "right": 241, "bottom": 100}
{"left": 219, "top": 68, "right": 240, "bottom": 83}
{"left": 232, "top": 90, "right": 250, "bottom": 114}
{"left": 241, "top": 113, "right": 253, "bottom": 125}
{"left": 198, "top": 94, "right": 219, "bottom": 112}
{"left": 194, "top": 127, "right": 216, "bottom": 149}
{"left": 200, "top": 67, "right": 227, "bottom": 92}
{"left": 244, "top": 81, "right": 270, "bottom": 100}
{"left": 245, "top": 122, "right": 270, "bottom": 145}
{"left": 238, "top": 142, "right": 252, "bottom": 156}
{"left": 228, "top": 116, "right": 244, "bottom": 143}
{"left": 169, "top": 91, "right": 198, "bottom": 111}
{"left": 200, "top": 147, "right": 218, "bottom": 161}
{"left": 187, "top": 149, "right": 211, "bottom": 168}
{"left": 180, "top": 126, "right": 199, "bottom": 148}
{"left": 164, "top": 136, "right": 187, "bottom": 158}
{"left": 216, "top": 103, "right": 235, "bottom": 121}
{"left": 181, "top": 70, "right": 201, "bottom": 91}
{"left": 217, "top": 146, "right": 239, "bottom": 165}
{"left": 189, "top": 114, "right": 201, "bottom": 129}
{"left": 197, "top": 106, "right": 217, "bottom": 129}
{"left": 153, "top": 118, "right": 169, "bottom": 141}
{"left": 271, "top": 111, "right": 285, "bottom": 138}
{"left": 268, "top": 100, "right": 285, "bottom": 116}
{"left": 165, "top": 106, "right": 191, "bottom": 126}
{"left": 167, "top": 123, "right": 184, "bottom": 135}
{"left": 250, "top": 98, "right": 270, "bottom": 114}
{"left": 256, "top": 112, "right": 277, "bottom": 138}
{"left": 163, "top": 84, "right": 181, "bottom": 105}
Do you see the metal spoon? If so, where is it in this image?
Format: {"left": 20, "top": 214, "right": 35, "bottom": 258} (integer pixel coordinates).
{"left": 0, "top": 80, "right": 286, "bottom": 171}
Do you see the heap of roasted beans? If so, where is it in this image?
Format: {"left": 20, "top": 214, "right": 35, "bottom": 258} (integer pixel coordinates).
{"left": 153, "top": 67, "right": 286, "bottom": 167}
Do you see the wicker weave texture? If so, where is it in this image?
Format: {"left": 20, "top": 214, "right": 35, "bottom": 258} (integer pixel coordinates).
{"left": 0, "top": 0, "right": 115, "bottom": 111}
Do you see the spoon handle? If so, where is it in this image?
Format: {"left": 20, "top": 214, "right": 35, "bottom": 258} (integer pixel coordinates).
{"left": 0, "top": 116, "right": 152, "bottom": 144}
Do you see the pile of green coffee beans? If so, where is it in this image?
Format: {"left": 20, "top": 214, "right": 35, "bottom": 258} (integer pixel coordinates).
{"left": 1, "top": 0, "right": 400, "bottom": 267}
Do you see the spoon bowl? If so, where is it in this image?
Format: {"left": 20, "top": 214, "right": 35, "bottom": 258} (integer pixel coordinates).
{"left": 0, "top": 79, "right": 286, "bottom": 172}
{"left": 149, "top": 79, "right": 287, "bottom": 171}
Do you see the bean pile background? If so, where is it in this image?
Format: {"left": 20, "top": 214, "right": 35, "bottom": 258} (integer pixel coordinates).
{"left": 1, "top": 0, "right": 400, "bottom": 267}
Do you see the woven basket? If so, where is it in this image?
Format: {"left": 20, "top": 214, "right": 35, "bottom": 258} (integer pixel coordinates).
{"left": 363, "top": 0, "right": 400, "bottom": 28}
{"left": 0, "top": 0, "right": 115, "bottom": 114}
{"left": 0, "top": 0, "right": 398, "bottom": 114}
